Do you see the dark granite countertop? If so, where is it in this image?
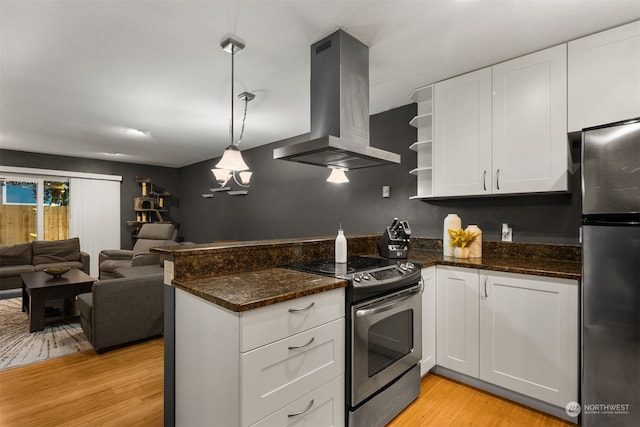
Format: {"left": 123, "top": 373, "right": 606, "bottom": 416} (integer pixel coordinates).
{"left": 172, "top": 268, "right": 347, "bottom": 312}
{"left": 406, "top": 249, "right": 582, "bottom": 280}
{"left": 165, "top": 236, "right": 581, "bottom": 312}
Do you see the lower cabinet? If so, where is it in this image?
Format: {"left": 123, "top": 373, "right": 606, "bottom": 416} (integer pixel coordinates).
{"left": 174, "top": 287, "right": 345, "bottom": 427}
{"left": 435, "top": 266, "right": 579, "bottom": 409}
{"left": 436, "top": 266, "right": 479, "bottom": 377}
{"left": 420, "top": 266, "right": 436, "bottom": 376}
{"left": 479, "top": 271, "right": 579, "bottom": 408}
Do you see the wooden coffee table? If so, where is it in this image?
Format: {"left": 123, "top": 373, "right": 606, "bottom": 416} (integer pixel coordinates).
{"left": 21, "top": 268, "right": 95, "bottom": 332}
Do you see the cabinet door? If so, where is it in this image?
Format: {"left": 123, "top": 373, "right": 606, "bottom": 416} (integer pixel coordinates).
{"left": 492, "top": 44, "right": 568, "bottom": 194}
{"left": 479, "top": 271, "right": 579, "bottom": 408}
{"left": 568, "top": 20, "right": 640, "bottom": 131}
{"left": 420, "top": 266, "right": 436, "bottom": 376}
{"left": 434, "top": 68, "right": 492, "bottom": 197}
{"left": 436, "top": 266, "right": 479, "bottom": 377}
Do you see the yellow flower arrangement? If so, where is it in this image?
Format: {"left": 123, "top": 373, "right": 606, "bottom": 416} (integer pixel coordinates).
{"left": 447, "top": 228, "right": 479, "bottom": 248}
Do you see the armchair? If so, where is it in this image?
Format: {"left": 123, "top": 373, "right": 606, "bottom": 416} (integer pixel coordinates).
{"left": 99, "top": 223, "right": 177, "bottom": 279}
{"left": 75, "top": 272, "right": 164, "bottom": 353}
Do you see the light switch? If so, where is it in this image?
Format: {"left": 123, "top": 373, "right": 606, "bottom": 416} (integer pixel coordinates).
{"left": 382, "top": 186, "right": 390, "bottom": 198}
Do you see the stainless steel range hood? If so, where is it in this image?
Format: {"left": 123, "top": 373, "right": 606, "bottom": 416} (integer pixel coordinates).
{"left": 273, "top": 29, "right": 401, "bottom": 170}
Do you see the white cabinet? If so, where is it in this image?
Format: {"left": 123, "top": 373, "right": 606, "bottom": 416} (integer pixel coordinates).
{"left": 434, "top": 68, "right": 492, "bottom": 197}
{"left": 420, "top": 266, "right": 436, "bottom": 376}
{"left": 568, "top": 20, "right": 640, "bottom": 131}
{"left": 436, "top": 266, "right": 479, "bottom": 377}
{"left": 409, "top": 85, "right": 434, "bottom": 198}
{"left": 478, "top": 271, "right": 579, "bottom": 408}
{"left": 492, "top": 44, "right": 568, "bottom": 194}
{"left": 175, "top": 288, "right": 345, "bottom": 427}
{"left": 433, "top": 44, "right": 568, "bottom": 197}
{"left": 435, "top": 266, "right": 579, "bottom": 409}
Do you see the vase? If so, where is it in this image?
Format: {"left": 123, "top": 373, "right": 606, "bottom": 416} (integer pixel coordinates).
{"left": 465, "top": 224, "right": 482, "bottom": 258}
{"left": 454, "top": 247, "right": 470, "bottom": 259}
{"left": 443, "top": 214, "right": 461, "bottom": 257}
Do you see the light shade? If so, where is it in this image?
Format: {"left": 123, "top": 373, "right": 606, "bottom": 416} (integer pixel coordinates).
{"left": 211, "top": 168, "right": 232, "bottom": 186}
{"left": 327, "top": 167, "right": 349, "bottom": 183}
{"left": 215, "top": 145, "right": 249, "bottom": 171}
{"left": 239, "top": 171, "right": 253, "bottom": 185}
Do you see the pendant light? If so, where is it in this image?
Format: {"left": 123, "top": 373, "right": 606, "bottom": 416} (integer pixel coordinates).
{"left": 204, "top": 36, "right": 254, "bottom": 199}
{"left": 215, "top": 37, "right": 250, "bottom": 172}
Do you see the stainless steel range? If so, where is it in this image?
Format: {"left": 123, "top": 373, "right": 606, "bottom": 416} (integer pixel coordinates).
{"left": 287, "top": 256, "right": 423, "bottom": 426}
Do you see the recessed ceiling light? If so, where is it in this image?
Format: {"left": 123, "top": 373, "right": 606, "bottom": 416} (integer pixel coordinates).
{"left": 124, "top": 128, "right": 151, "bottom": 137}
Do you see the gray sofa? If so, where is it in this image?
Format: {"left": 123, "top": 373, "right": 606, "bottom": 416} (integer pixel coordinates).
{"left": 76, "top": 266, "right": 164, "bottom": 353}
{"left": 99, "top": 223, "right": 177, "bottom": 279}
{"left": 0, "top": 237, "right": 90, "bottom": 291}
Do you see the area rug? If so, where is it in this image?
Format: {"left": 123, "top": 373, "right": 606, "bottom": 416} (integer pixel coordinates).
{"left": 0, "top": 297, "right": 93, "bottom": 371}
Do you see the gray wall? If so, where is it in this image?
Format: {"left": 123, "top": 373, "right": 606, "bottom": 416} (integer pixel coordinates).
{"left": 1, "top": 103, "right": 582, "bottom": 247}
{"left": 0, "top": 150, "right": 180, "bottom": 249}
{"left": 179, "top": 104, "right": 582, "bottom": 245}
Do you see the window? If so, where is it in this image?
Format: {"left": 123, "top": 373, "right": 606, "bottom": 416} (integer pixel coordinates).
{"left": 0, "top": 177, "right": 69, "bottom": 245}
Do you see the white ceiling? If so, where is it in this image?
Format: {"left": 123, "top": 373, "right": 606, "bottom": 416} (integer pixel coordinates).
{"left": 1, "top": 1, "right": 639, "bottom": 168}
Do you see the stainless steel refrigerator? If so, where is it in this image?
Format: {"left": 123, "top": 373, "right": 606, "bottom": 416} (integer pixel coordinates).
{"left": 582, "top": 118, "right": 640, "bottom": 426}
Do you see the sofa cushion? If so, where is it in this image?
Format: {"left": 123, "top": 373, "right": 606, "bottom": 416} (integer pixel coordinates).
{"left": 0, "top": 242, "right": 32, "bottom": 267}
{"left": 32, "top": 237, "right": 81, "bottom": 265}
{"left": 0, "top": 264, "right": 35, "bottom": 277}
{"left": 114, "top": 265, "right": 164, "bottom": 278}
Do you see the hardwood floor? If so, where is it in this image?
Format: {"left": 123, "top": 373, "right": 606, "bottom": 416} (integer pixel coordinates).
{"left": 0, "top": 337, "right": 164, "bottom": 427}
{"left": 388, "top": 374, "right": 575, "bottom": 427}
{"left": 0, "top": 338, "right": 574, "bottom": 426}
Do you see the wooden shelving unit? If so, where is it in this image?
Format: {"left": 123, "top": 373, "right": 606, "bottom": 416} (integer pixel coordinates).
{"left": 126, "top": 176, "right": 173, "bottom": 238}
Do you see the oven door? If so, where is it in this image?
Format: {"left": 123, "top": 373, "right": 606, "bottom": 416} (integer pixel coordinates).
{"left": 350, "top": 283, "right": 423, "bottom": 406}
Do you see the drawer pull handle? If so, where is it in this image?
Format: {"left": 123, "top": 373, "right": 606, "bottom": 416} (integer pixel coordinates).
{"left": 288, "top": 399, "right": 314, "bottom": 418}
{"left": 288, "top": 337, "right": 315, "bottom": 350}
{"left": 288, "top": 302, "right": 315, "bottom": 313}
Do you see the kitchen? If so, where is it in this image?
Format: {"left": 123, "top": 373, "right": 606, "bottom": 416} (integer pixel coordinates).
{"left": 1, "top": 1, "right": 639, "bottom": 426}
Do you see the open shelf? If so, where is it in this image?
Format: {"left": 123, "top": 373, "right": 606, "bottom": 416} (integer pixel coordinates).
{"left": 409, "top": 113, "right": 432, "bottom": 129}
{"left": 409, "top": 140, "right": 433, "bottom": 151}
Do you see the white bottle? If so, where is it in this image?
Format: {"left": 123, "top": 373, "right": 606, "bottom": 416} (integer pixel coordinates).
{"left": 335, "top": 225, "right": 347, "bottom": 263}
{"left": 466, "top": 224, "right": 482, "bottom": 258}
{"left": 443, "top": 214, "right": 461, "bottom": 257}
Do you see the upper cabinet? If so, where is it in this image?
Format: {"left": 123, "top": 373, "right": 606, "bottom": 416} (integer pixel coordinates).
{"left": 433, "top": 44, "right": 568, "bottom": 197}
{"left": 492, "top": 45, "right": 568, "bottom": 194}
{"left": 568, "top": 20, "right": 640, "bottom": 131}
{"left": 434, "top": 68, "right": 492, "bottom": 197}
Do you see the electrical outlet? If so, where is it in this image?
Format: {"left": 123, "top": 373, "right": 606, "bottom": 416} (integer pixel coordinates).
{"left": 501, "top": 224, "right": 513, "bottom": 242}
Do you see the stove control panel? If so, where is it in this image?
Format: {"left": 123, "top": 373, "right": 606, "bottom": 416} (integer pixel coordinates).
{"left": 351, "top": 262, "right": 416, "bottom": 284}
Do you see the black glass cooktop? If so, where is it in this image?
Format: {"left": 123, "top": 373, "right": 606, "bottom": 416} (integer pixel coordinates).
{"left": 286, "top": 256, "right": 397, "bottom": 277}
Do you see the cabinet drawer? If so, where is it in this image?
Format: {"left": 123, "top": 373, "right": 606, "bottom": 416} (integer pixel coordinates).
{"left": 250, "top": 375, "right": 344, "bottom": 427}
{"left": 240, "top": 287, "right": 344, "bottom": 352}
{"left": 241, "top": 318, "right": 345, "bottom": 426}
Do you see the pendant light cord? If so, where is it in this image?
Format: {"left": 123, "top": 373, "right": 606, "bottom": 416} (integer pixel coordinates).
{"left": 230, "top": 45, "right": 235, "bottom": 146}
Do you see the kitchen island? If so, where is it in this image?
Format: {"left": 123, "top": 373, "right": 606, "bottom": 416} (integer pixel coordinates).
{"left": 153, "top": 235, "right": 581, "bottom": 426}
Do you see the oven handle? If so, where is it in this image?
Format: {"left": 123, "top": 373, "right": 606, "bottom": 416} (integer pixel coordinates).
{"left": 355, "top": 285, "right": 421, "bottom": 318}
